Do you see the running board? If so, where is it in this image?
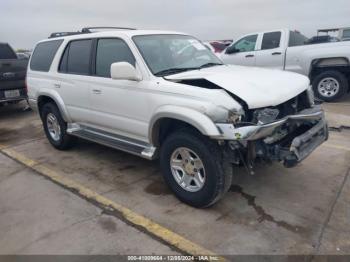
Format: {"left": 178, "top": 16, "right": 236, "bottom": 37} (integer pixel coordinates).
{"left": 67, "top": 124, "right": 157, "bottom": 160}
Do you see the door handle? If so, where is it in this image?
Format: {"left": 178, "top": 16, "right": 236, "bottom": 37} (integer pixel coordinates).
{"left": 245, "top": 54, "right": 254, "bottom": 58}
{"left": 272, "top": 52, "right": 282, "bottom": 55}
{"left": 54, "top": 83, "right": 61, "bottom": 88}
{"left": 92, "top": 89, "right": 102, "bottom": 94}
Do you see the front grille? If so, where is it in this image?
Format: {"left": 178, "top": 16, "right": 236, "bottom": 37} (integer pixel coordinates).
{"left": 275, "top": 91, "right": 310, "bottom": 118}
{"left": 247, "top": 91, "right": 311, "bottom": 123}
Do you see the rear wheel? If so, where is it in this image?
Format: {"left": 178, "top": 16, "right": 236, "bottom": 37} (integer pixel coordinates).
{"left": 41, "top": 102, "right": 76, "bottom": 150}
{"left": 312, "top": 70, "right": 348, "bottom": 102}
{"left": 160, "top": 129, "right": 232, "bottom": 208}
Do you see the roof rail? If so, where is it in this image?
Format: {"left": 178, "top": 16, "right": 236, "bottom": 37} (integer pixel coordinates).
{"left": 81, "top": 27, "right": 137, "bottom": 33}
{"left": 49, "top": 27, "right": 137, "bottom": 38}
{"left": 49, "top": 32, "right": 87, "bottom": 38}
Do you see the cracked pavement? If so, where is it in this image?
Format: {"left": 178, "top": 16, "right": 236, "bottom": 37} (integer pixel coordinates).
{"left": 0, "top": 97, "right": 350, "bottom": 255}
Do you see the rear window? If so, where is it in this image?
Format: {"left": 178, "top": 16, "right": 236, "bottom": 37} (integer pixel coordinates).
{"left": 289, "top": 31, "right": 308, "bottom": 47}
{"left": 59, "top": 39, "right": 92, "bottom": 75}
{"left": 0, "top": 43, "right": 17, "bottom": 59}
{"left": 30, "top": 40, "right": 63, "bottom": 71}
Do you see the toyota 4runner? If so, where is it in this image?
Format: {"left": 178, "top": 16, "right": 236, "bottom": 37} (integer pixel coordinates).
{"left": 27, "top": 27, "right": 328, "bottom": 207}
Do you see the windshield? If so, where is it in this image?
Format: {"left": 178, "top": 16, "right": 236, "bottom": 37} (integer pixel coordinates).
{"left": 133, "top": 34, "right": 223, "bottom": 76}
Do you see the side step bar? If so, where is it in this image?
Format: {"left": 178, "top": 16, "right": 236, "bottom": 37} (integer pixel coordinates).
{"left": 67, "top": 124, "right": 157, "bottom": 160}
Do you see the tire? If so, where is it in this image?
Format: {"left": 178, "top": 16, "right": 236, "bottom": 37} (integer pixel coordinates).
{"left": 160, "top": 129, "right": 232, "bottom": 208}
{"left": 312, "top": 70, "right": 348, "bottom": 102}
{"left": 41, "top": 102, "right": 76, "bottom": 150}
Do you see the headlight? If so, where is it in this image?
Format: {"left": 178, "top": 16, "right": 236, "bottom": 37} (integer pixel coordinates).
{"left": 227, "top": 110, "right": 243, "bottom": 124}
{"left": 306, "top": 86, "right": 315, "bottom": 106}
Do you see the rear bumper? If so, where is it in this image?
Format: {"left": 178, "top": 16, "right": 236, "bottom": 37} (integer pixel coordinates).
{"left": 0, "top": 87, "right": 27, "bottom": 103}
{"left": 216, "top": 105, "right": 328, "bottom": 167}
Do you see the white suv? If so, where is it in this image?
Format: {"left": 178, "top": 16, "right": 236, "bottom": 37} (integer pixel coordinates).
{"left": 27, "top": 27, "right": 328, "bottom": 207}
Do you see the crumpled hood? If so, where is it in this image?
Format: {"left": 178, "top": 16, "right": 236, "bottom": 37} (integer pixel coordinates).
{"left": 165, "top": 65, "right": 310, "bottom": 109}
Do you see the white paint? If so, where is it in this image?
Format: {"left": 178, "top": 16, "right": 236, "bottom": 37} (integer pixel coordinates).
{"left": 28, "top": 29, "right": 311, "bottom": 145}
{"left": 166, "top": 64, "right": 310, "bottom": 109}
{"left": 221, "top": 28, "right": 350, "bottom": 76}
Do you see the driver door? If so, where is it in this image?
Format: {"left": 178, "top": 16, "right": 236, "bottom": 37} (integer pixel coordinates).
{"left": 87, "top": 38, "right": 149, "bottom": 140}
{"left": 220, "top": 34, "right": 258, "bottom": 66}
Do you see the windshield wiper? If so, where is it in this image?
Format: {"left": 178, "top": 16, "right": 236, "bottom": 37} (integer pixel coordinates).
{"left": 154, "top": 67, "right": 197, "bottom": 77}
{"left": 155, "top": 63, "right": 223, "bottom": 77}
{"left": 198, "top": 62, "right": 223, "bottom": 69}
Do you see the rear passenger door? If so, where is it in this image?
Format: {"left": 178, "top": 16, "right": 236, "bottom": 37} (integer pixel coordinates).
{"left": 255, "top": 31, "right": 285, "bottom": 69}
{"left": 58, "top": 39, "right": 93, "bottom": 123}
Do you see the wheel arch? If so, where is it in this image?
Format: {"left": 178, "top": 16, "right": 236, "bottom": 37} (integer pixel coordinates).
{"left": 37, "top": 92, "right": 70, "bottom": 122}
{"left": 149, "top": 106, "right": 222, "bottom": 146}
{"left": 309, "top": 57, "right": 350, "bottom": 82}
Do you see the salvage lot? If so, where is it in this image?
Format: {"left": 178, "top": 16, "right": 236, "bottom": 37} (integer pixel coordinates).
{"left": 0, "top": 96, "right": 350, "bottom": 256}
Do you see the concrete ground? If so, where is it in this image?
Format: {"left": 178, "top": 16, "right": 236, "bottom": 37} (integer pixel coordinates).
{"left": 0, "top": 95, "right": 349, "bottom": 256}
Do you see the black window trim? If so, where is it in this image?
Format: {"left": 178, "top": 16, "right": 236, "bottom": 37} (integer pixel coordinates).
{"left": 57, "top": 38, "right": 94, "bottom": 76}
{"left": 92, "top": 37, "right": 137, "bottom": 78}
{"left": 30, "top": 39, "right": 64, "bottom": 72}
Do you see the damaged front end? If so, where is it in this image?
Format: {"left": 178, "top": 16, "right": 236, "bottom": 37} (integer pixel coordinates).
{"left": 216, "top": 93, "right": 328, "bottom": 168}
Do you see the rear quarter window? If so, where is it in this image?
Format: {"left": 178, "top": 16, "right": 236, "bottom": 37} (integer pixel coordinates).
{"left": 30, "top": 40, "right": 63, "bottom": 72}
{"left": 288, "top": 31, "right": 308, "bottom": 47}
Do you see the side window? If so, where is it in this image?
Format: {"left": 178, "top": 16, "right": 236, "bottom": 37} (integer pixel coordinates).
{"left": 95, "top": 38, "right": 136, "bottom": 77}
{"left": 227, "top": 34, "right": 258, "bottom": 53}
{"left": 342, "top": 29, "right": 350, "bottom": 39}
{"left": 59, "top": 39, "right": 92, "bottom": 75}
{"left": 289, "top": 31, "right": 308, "bottom": 47}
{"left": 30, "top": 40, "right": 63, "bottom": 72}
{"left": 261, "top": 32, "right": 281, "bottom": 50}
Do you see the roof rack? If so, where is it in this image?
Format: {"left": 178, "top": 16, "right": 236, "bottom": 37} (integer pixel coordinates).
{"left": 81, "top": 27, "right": 137, "bottom": 33}
{"left": 49, "top": 27, "right": 137, "bottom": 38}
{"left": 49, "top": 32, "right": 87, "bottom": 38}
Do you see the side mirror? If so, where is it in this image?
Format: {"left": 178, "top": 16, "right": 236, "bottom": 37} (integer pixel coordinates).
{"left": 110, "top": 62, "right": 142, "bottom": 81}
{"left": 225, "top": 46, "right": 239, "bottom": 54}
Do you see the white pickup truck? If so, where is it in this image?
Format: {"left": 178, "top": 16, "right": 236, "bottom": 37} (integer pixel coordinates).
{"left": 220, "top": 29, "right": 350, "bottom": 102}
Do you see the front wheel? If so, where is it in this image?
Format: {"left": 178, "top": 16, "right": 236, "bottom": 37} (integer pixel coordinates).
{"left": 160, "top": 130, "right": 232, "bottom": 208}
{"left": 312, "top": 70, "right": 348, "bottom": 102}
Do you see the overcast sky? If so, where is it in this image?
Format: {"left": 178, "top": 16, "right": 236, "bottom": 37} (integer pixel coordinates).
{"left": 1, "top": 0, "right": 349, "bottom": 49}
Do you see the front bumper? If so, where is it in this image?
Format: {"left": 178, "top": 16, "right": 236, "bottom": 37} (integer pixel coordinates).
{"left": 216, "top": 105, "right": 328, "bottom": 167}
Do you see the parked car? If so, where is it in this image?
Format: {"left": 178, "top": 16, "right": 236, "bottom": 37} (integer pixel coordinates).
{"left": 16, "top": 52, "right": 30, "bottom": 60}
{"left": 27, "top": 27, "right": 328, "bottom": 207}
{"left": 203, "top": 42, "right": 216, "bottom": 53}
{"left": 220, "top": 29, "right": 350, "bottom": 101}
{"left": 203, "top": 40, "right": 232, "bottom": 53}
{"left": 307, "top": 35, "right": 339, "bottom": 44}
{"left": 317, "top": 27, "right": 350, "bottom": 42}
{"left": 0, "top": 42, "right": 28, "bottom": 105}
